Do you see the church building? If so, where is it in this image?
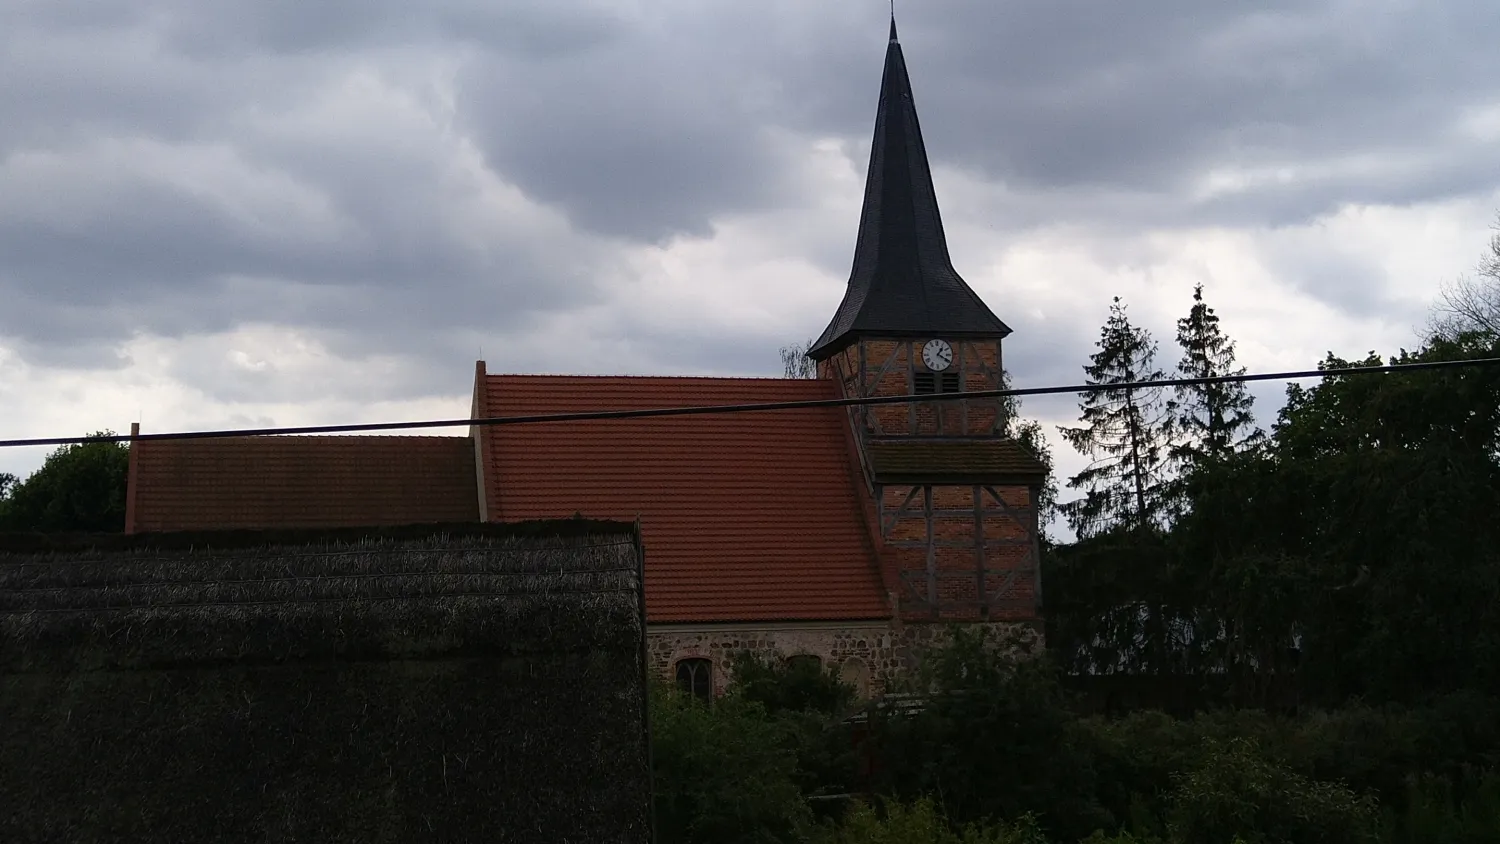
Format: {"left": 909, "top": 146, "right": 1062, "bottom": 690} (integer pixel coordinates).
{"left": 123, "top": 21, "right": 1048, "bottom": 699}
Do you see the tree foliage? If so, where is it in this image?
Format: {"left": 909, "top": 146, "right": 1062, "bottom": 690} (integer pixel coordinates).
{"left": 728, "top": 651, "right": 856, "bottom": 718}
{"left": 1165, "top": 738, "right": 1380, "bottom": 844}
{"left": 815, "top": 798, "right": 1051, "bottom": 844}
{"left": 1431, "top": 215, "right": 1500, "bottom": 342}
{"left": 648, "top": 634, "right": 1500, "bottom": 843}
{"left": 994, "top": 369, "right": 1061, "bottom": 540}
{"left": 782, "top": 338, "right": 820, "bottom": 379}
{"left": 1167, "top": 283, "right": 1260, "bottom": 476}
{"left": 650, "top": 681, "right": 814, "bottom": 844}
{"left": 1048, "top": 322, "right": 1500, "bottom": 704}
{"left": 865, "top": 627, "right": 1112, "bottom": 842}
{"left": 1059, "top": 298, "right": 1174, "bottom": 539}
{"left": 0, "top": 435, "right": 130, "bottom": 533}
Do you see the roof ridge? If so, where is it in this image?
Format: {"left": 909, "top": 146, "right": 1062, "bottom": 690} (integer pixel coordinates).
{"left": 137, "top": 433, "right": 470, "bottom": 442}
{"left": 485, "top": 373, "right": 830, "bottom": 382}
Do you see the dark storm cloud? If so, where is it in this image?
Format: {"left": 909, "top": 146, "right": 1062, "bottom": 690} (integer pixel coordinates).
{"left": 454, "top": 14, "right": 809, "bottom": 243}
{"left": 3, "top": 0, "right": 1499, "bottom": 398}
{"left": 450, "top": 0, "right": 1500, "bottom": 248}
{"left": 0, "top": 135, "right": 602, "bottom": 358}
{"left": 0, "top": 1, "right": 672, "bottom": 387}
{"left": 904, "top": 1, "right": 1500, "bottom": 222}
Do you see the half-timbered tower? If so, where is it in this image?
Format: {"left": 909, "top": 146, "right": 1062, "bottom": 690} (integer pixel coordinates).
{"left": 810, "top": 20, "right": 1046, "bottom": 624}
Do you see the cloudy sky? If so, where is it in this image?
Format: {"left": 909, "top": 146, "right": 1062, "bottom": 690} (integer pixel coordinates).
{"left": 4, "top": 0, "right": 1500, "bottom": 507}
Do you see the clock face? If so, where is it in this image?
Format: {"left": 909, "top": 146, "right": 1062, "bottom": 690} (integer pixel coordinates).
{"left": 921, "top": 339, "right": 954, "bottom": 372}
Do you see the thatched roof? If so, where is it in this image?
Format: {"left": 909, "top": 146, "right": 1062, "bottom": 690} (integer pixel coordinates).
{"left": 0, "top": 519, "right": 652, "bottom": 843}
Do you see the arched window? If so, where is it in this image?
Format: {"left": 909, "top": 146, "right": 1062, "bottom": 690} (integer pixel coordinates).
{"left": 675, "top": 658, "right": 713, "bottom": 701}
{"left": 839, "top": 657, "right": 871, "bottom": 699}
{"left": 785, "top": 654, "right": 823, "bottom": 673}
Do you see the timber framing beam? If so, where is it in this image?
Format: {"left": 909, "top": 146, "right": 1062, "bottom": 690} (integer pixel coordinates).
{"left": 879, "top": 486, "right": 923, "bottom": 537}
{"left": 886, "top": 538, "right": 1034, "bottom": 549}
{"left": 983, "top": 485, "right": 1038, "bottom": 531}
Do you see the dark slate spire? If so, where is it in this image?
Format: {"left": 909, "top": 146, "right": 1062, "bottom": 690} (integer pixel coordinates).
{"left": 808, "top": 19, "right": 1012, "bottom": 361}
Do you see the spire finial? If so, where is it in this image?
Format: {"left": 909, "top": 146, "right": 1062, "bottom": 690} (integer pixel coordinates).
{"left": 889, "top": 2, "right": 898, "bottom": 42}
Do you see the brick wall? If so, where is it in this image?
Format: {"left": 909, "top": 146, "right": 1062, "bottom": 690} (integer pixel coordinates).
{"left": 879, "top": 484, "right": 1038, "bottom": 622}
{"left": 843, "top": 338, "right": 1008, "bottom": 436}
{"left": 646, "top": 620, "right": 1041, "bottom": 699}
{"left": 817, "top": 338, "right": 1009, "bottom": 438}
{"left": 963, "top": 341, "right": 1003, "bottom": 434}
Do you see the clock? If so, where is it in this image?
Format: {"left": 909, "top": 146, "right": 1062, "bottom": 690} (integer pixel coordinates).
{"left": 921, "top": 339, "right": 953, "bottom": 372}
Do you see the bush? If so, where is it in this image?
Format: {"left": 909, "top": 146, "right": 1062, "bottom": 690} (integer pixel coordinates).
{"left": 727, "top": 650, "right": 856, "bottom": 718}
{"left": 1165, "top": 737, "right": 1379, "bottom": 844}
{"left": 863, "top": 627, "right": 1112, "bottom": 841}
{"left": 1077, "top": 832, "right": 1165, "bottom": 844}
{"left": 1380, "top": 769, "right": 1500, "bottom": 844}
{"left": 814, "top": 797, "right": 1049, "bottom": 844}
{"left": 649, "top": 682, "right": 813, "bottom": 844}
{"left": 723, "top": 650, "right": 863, "bottom": 805}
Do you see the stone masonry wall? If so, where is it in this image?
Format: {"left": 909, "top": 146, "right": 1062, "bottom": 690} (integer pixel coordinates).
{"left": 646, "top": 620, "right": 1041, "bottom": 700}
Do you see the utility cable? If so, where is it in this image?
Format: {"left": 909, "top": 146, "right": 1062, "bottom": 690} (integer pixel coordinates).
{"left": 2, "top": 356, "right": 1498, "bottom": 449}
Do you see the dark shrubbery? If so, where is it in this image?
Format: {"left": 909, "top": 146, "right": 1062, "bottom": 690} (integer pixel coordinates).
{"left": 1163, "top": 737, "right": 1379, "bottom": 844}
{"left": 0, "top": 435, "right": 129, "bottom": 533}
{"left": 649, "top": 630, "right": 1500, "bottom": 844}
{"left": 861, "top": 627, "right": 1113, "bottom": 842}
{"left": 649, "top": 682, "right": 815, "bottom": 844}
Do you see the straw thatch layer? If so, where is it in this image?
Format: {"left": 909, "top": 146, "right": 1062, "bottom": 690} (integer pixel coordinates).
{"left": 1, "top": 524, "right": 641, "bottom": 670}
{"left": 0, "top": 521, "right": 652, "bottom": 843}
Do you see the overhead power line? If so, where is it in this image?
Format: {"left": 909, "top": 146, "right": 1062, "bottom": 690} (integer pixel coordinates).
{"left": 2, "top": 356, "right": 1498, "bottom": 450}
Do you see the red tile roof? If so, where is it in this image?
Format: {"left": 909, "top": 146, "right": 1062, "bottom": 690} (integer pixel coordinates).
{"left": 127, "top": 435, "right": 478, "bottom": 533}
{"left": 477, "top": 371, "right": 891, "bottom": 624}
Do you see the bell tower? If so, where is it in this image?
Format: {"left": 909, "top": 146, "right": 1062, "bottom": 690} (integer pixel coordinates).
{"left": 809, "top": 19, "right": 1046, "bottom": 625}
{"left": 809, "top": 18, "right": 1014, "bottom": 438}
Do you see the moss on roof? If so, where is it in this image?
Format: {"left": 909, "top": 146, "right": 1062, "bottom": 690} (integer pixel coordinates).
{"left": 865, "top": 439, "right": 1048, "bottom": 483}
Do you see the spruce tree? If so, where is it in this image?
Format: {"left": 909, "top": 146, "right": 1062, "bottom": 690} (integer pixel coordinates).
{"left": 1059, "top": 297, "right": 1173, "bottom": 539}
{"left": 1169, "top": 283, "right": 1260, "bottom": 470}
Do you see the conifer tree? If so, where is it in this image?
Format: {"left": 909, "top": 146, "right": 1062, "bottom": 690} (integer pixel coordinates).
{"left": 1168, "top": 283, "right": 1261, "bottom": 470}
{"left": 1059, "top": 297, "right": 1173, "bottom": 538}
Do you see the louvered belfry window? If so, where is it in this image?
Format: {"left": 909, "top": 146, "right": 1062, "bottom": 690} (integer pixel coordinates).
{"left": 913, "top": 371, "right": 961, "bottom": 394}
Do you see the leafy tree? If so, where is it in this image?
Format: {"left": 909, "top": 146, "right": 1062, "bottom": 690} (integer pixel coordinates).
{"left": 1145, "top": 332, "right": 1500, "bottom": 704}
{"left": 865, "top": 627, "right": 1112, "bottom": 841}
{"left": 1265, "top": 337, "right": 1500, "bottom": 703}
{"left": 1013, "top": 417, "right": 1060, "bottom": 543}
{"left": 649, "top": 682, "right": 813, "bottom": 844}
{"left": 1167, "top": 283, "right": 1260, "bottom": 474}
{"left": 781, "top": 338, "right": 819, "bottom": 379}
{"left": 727, "top": 650, "right": 855, "bottom": 717}
{"left": 1059, "top": 297, "right": 1174, "bottom": 539}
{"left": 0, "top": 472, "right": 16, "bottom": 501}
{"left": 1041, "top": 531, "right": 1189, "bottom": 678}
{"left": 1165, "top": 737, "right": 1380, "bottom": 844}
{"left": 0, "top": 434, "right": 130, "bottom": 532}
{"left": 1430, "top": 213, "right": 1500, "bottom": 342}
{"left": 814, "top": 797, "right": 1050, "bottom": 844}
{"left": 994, "top": 370, "right": 1061, "bottom": 541}
{"left": 725, "top": 650, "right": 863, "bottom": 802}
